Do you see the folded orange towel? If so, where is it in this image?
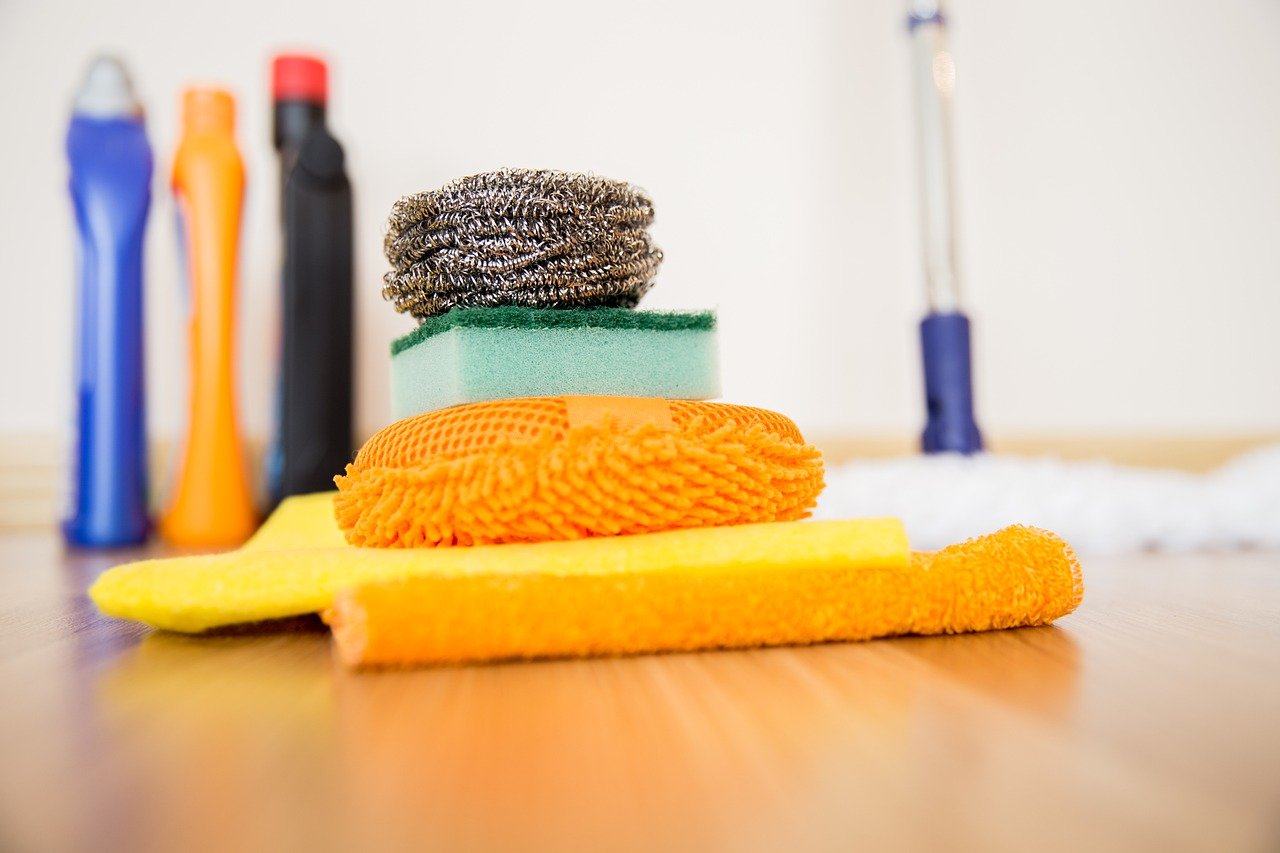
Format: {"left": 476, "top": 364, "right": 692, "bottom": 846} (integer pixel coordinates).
{"left": 327, "top": 524, "right": 1082, "bottom": 668}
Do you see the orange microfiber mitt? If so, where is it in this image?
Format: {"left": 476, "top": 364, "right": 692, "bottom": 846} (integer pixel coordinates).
{"left": 334, "top": 396, "right": 825, "bottom": 548}
{"left": 327, "top": 525, "right": 1082, "bottom": 668}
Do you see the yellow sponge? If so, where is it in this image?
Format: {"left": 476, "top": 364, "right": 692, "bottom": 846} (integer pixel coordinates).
{"left": 242, "top": 492, "right": 350, "bottom": 552}
{"left": 89, "top": 493, "right": 908, "bottom": 634}
{"left": 328, "top": 524, "right": 1082, "bottom": 666}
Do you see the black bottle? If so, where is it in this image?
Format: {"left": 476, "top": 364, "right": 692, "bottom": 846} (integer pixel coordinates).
{"left": 269, "top": 54, "right": 353, "bottom": 504}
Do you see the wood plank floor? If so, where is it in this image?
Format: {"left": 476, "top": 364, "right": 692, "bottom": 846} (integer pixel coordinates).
{"left": 1, "top": 532, "right": 1278, "bottom": 852}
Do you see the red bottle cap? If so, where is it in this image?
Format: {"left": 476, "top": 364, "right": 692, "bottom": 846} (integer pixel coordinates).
{"left": 272, "top": 54, "right": 327, "bottom": 104}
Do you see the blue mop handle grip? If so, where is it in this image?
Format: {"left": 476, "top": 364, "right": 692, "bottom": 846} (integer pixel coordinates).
{"left": 921, "top": 311, "right": 983, "bottom": 454}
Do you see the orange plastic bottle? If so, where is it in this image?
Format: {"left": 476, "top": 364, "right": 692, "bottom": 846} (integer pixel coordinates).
{"left": 160, "top": 88, "right": 258, "bottom": 546}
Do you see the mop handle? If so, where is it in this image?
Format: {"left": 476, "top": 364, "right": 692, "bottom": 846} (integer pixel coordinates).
{"left": 908, "top": 0, "right": 983, "bottom": 453}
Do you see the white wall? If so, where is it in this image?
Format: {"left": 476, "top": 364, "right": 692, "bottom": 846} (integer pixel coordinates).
{"left": 2, "top": 0, "right": 1278, "bottom": 452}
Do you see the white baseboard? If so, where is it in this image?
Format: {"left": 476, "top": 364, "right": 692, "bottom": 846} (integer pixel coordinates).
{"left": 3, "top": 432, "right": 1275, "bottom": 532}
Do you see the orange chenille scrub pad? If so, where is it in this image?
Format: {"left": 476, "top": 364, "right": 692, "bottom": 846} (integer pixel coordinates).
{"left": 329, "top": 524, "right": 1083, "bottom": 667}
{"left": 89, "top": 493, "right": 907, "bottom": 633}
{"left": 333, "top": 396, "right": 826, "bottom": 548}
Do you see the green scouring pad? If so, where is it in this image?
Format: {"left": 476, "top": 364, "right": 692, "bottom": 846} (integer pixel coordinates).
{"left": 390, "top": 307, "right": 721, "bottom": 418}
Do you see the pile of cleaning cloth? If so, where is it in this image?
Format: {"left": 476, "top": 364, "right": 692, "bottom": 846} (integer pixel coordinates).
{"left": 91, "top": 169, "right": 1083, "bottom": 669}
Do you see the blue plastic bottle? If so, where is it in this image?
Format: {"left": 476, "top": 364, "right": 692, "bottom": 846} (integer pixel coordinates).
{"left": 63, "top": 57, "right": 153, "bottom": 547}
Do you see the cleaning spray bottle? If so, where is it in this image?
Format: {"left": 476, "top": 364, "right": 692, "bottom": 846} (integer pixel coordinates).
{"left": 160, "top": 88, "right": 258, "bottom": 546}
{"left": 64, "top": 57, "right": 152, "bottom": 547}
{"left": 267, "top": 54, "right": 354, "bottom": 506}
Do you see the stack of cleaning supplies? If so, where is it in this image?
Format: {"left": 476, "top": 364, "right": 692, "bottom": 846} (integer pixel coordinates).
{"left": 343, "top": 167, "right": 825, "bottom": 546}
{"left": 90, "top": 169, "right": 1083, "bottom": 669}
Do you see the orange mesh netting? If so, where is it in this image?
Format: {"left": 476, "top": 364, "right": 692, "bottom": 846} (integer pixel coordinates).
{"left": 334, "top": 397, "right": 825, "bottom": 548}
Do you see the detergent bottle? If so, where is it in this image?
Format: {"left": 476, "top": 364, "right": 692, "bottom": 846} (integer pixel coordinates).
{"left": 160, "top": 88, "right": 258, "bottom": 546}
{"left": 64, "top": 57, "right": 152, "bottom": 547}
{"left": 267, "top": 54, "right": 354, "bottom": 505}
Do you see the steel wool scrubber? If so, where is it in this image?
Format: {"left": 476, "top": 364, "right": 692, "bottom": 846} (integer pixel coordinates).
{"left": 382, "top": 169, "right": 663, "bottom": 321}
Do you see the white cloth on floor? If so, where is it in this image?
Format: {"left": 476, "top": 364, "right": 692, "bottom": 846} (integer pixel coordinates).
{"left": 814, "top": 444, "right": 1280, "bottom": 555}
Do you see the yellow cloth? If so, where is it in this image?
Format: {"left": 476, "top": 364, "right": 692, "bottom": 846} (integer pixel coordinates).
{"left": 89, "top": 493, "right": 909, "bottom": 634}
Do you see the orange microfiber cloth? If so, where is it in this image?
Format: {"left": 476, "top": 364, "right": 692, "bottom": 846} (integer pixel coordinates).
{"left": 334, "top": 396, "right": 825, "bottom": 548}
{"left": 327, "top": 525, "right": 1082, "bottom": 668}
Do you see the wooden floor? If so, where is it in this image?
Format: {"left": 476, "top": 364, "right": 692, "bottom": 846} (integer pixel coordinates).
{"left": 1, "top": 532, "right": 1279, "bottom": 853}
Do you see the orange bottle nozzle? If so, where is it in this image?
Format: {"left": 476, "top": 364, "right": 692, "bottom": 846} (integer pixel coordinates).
{"left": 181, "top": 87, "right": 235, "bottom": 133}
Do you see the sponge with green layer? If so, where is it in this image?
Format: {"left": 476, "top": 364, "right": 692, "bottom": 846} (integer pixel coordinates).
{"left": 390, "top": 307, "right": 720, "bottom": 419}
